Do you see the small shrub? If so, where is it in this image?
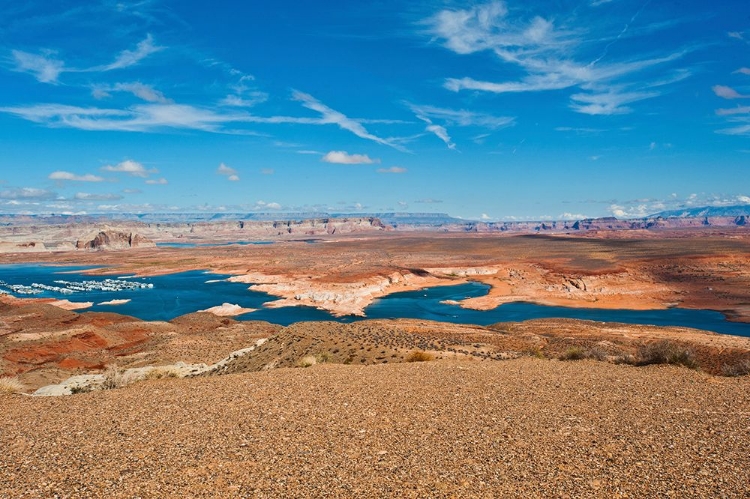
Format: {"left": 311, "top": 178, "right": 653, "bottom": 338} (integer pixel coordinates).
{"left": 69, "top": 384, "right": 92, "bottom": 394}
{"left": 587, "top": 346, "right": 610, "bottom": 361}
{"left": 0, "top": 376, "right": 25, "bottom": 394}
{"left": 144, "top": 367, "right": 180, "bottom": 380}
{"left": 101, "top": 365, "right": 128, "bottom": 390}
{"left": 636, "top": 341, "right": 698, "bottom": 369}
{"left": 525, "top": 346, "right": 546, "bottom": 359}
{"left": 406, "top": 351, "right": 435, "bottom": 362}
{"left": 315, "top": 352, "right": 332, "bottom": 364}
{"left": 559, "top": 347, "right": 587, "bottom": 361}
{"left": 299, "top": 355, "right": 317, "bottom": 368}
{"left": 721, "top": 359, "right": 750, "bottom": 377}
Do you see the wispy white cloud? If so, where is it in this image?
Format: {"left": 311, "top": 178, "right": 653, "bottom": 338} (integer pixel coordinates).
{"left": 0, "top": 187, "right": 57, "bottom": 200}
{"left": 74, "top": 192, "right": 123, "bottom": 201}
{"left": 735, "top": 67, "right": 750, "bottom": 75}
{"left": 11, "top": 50, "right": 65, "bottom": 83}
{"left": 292, "top": 91, "right": 405, "bottom": 150}
{"left": 217, "top": 162, "right": 240, "bottom": 181}
{"left": 322, "top": 151, "right": 378, "bottom": 164}
{"left": 427, "top": 2, "right": 689, "bottom": 115}
{"left": 145, "top": 177, "right": 168, "bottom": 185}
{"left": 101, "top": 160, "right": 153, "bottom": 177}
{"left": 260, "top": 168, "right": 275, "bottom": 175}
{"left": 49, "top": 171, "right": 104, "bottom": 182}
{"left": 377, "top": 166, "right": 407, "bottom": 174}
{"left": 712, "top": 85, "right": 748, "bottom": 99}
{"left": 100, "top": 34, "right": 161, "bottom": 71}
{"left": 93, "top": 82, "right": 171, "bottom": 103}
{"left": 11, "top": 35, "right": 161, "bottom": 85}
{"left": 220, "top": 92, "right": 268, "bottom": 107}
{"left": 406, "top": 103, "right": 514, "bottom": 129}
{"left": 716, "top": 106, "right": 750, "bottom": 116}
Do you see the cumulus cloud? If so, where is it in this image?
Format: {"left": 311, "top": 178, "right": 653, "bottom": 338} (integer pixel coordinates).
{"left": 49, "top": 171, "right": 104, "bottom": 182}
{"left": 101, "top": 160, "right": 153, "bottom": 177}
{"left": 377, "top": 167, "right": 407, "bottom": 174}
{"left": 217, "top": 162, "right": 240, "bottom": 181}
{"left": 321, "top": 151, "right": 378, "bottom": 164}
{"left": 253, "top": 200, "right": 282, "bottom": 210}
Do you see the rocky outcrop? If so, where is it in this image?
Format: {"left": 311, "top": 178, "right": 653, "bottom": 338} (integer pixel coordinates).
{"left": 76, "top": 230, "right": 156, "bottom": 251}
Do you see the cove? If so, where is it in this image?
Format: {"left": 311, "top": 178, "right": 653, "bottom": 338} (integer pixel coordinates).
{"left": 0, "top": 264, "right": 748, "bottom": 337}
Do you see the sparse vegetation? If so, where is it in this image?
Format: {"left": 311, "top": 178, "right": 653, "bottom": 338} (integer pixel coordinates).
{"left": 315, "top": 352, "right": 332, "bottom": 364}
{"left": 634, "top": 340, "right": 699, "bottom": 369}
{"left": 0, "top": 376, "right": 26, "bottom": 394}
{"left": 299, "top": 356, "right": 317, "bottom": 368}
{"left": 69, "top": 384, "right": 92, "bottom": 395}
{"left": 144, "top": 367, "right": 180, "bottom": 380}
{"left": 101, "top": 365, "right": 131, "bottom": 390}
{"left": 559, "top": 347, "right": 587, "bottom": 361}
{"left": 721, "top": 358, "right": 750, "bottom": 377}
{"left": 406, "top": 351, "right": 435, "bottom": 362}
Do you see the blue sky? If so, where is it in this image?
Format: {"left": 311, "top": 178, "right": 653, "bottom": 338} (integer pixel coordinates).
{"left": 1, "top": 0, "right": 749, "bottom": 220}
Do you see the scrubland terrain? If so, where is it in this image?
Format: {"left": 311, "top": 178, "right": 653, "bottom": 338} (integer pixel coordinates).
{"left": 1, "top": 227, "right": 750, "bottom": 496}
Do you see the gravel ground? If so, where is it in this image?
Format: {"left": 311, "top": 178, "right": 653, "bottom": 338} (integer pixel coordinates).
{"left": 2, "top": 358, "right": 749, "bottom": 498}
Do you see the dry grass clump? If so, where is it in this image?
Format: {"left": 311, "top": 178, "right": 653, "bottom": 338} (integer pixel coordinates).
{"left": 299, "top": 356, "right": 317, "bottom": 368}
{"left": 0, "top": 376, "right": 26, "bottom": 394}
{"left": 721, "top": 358, "right": 750, "bottom": 377}
{"left": 406, "top": 351, "right": 435, "bottom": 362}
{"left": 558, "top": 345, "right": 610, "bottom": 361}
{"left": 100, "top": 365, "right": 133, "bottom": 390}
{"left": 559, "top": 347, "right": 587, "bottom": 361}
{"left": 634, "top": 340, "right": 699, "bottom": 369}
{"left": 144, "top": 367, "right": 181, "bottom": 380}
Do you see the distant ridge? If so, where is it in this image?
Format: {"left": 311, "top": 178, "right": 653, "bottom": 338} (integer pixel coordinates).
{"left": 651, "top": 204, "right": 750, "bottom": 218}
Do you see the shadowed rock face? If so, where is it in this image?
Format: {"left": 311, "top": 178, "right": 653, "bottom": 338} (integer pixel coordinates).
{"left": 76, "top": 231, "right": 155, "bottom": 250}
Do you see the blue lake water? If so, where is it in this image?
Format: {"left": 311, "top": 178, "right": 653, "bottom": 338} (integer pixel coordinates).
{"left": 0, "top": 264, "right": 748, "bottom": 337}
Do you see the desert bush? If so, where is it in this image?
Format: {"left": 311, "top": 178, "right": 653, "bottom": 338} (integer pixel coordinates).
{"left": 524, "top": 346, "right": 546, "bottom": 359}
{"left": 636, "top": 340, "right": 699, "bottom": 369}
{"left": 406, "top": 351, "right": 435, "bottom": 362}
{"left": 721, "top": 358, "right": 750, "bottom": 377}
{"left": 144, "top": 367, "right": 180, "bottom": 380}
{"left": 69, "top": 384, "right": 92, "bottom": 394}
{"left": 586, "top": 345, "right": 610, "bottom": 361}
{"left": 315, "top": 352, "right": 332, "bottom": 364}
{"left": 0, "top": 376, "right": 25, "bottom": 394}
{"left": 299, "top": 355, "right": 317, "bottom": 368}
{"left": 100, "top": 365, "right": 130, "bottom": 389}
{"left": 559, "top": 347, "right": 587, "bottom": 361}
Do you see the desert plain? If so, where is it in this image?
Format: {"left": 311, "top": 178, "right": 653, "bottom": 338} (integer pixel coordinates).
{"left": 1, "top": 219, "right": 750, "bottom": 497}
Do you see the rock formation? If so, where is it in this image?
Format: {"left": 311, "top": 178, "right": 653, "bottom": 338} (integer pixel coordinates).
{"left": 76, "top": 230, "right": 156, "bottom": 250}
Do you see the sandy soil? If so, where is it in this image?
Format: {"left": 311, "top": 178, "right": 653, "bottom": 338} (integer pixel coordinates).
{"left": 2, "top": 359, "right": 749, "bottom": 498}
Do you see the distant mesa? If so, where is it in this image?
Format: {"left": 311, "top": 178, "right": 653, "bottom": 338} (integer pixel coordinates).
{"left": 76, "top": 230, "right": 155, "bottom": 251}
